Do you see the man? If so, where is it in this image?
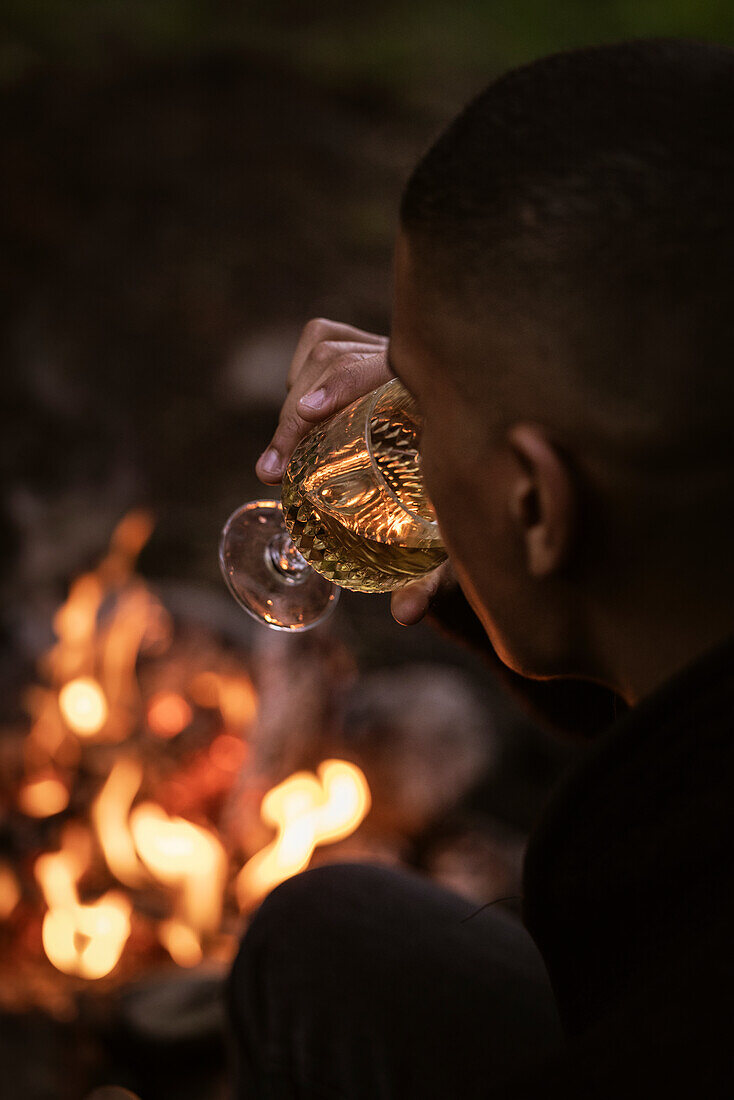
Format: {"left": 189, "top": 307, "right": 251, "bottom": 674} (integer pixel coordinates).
{"left": 228, "top": 39, "right": 734, "bottom": 1097}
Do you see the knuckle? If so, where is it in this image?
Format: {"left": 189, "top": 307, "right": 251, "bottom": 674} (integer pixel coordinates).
{"left": 276, "top": 407, "right": 305, "bottom": 437}
{"left": 303, "top": 317, "right": 330, "bottom": 342}
{"left": 310, "top": 340, "right": 334, "bottom": 366}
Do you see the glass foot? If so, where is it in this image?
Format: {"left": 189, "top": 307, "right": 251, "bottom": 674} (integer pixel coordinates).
{"left": 219, "top": 500, "right": 340, "bottom": 631}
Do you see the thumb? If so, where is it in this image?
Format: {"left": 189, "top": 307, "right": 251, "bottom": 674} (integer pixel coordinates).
{"left": 391, "top": 562, "right": 454, "bottom": 626}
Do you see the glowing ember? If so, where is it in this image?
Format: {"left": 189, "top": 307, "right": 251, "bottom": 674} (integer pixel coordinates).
{"left": 59, "top": 677, "right": 108, "bottom": 736}
{"left": 158, "top": 919, "right": 203, "bottom": 968}
{"left": 130, "top": 803, "right": 227, "bottom": 935}
{"left": 209, "top": 732, "right": 247, "bottom": 772}
{"left": 146, "top": 692, "right": 193, "bottom": 738}
{"left": 236, "top": 759, "right": 370, "bottom": 909}
{"left": 92, "top": 759, "right": 145, "bottom": 887}
{"left": 18, "top": 775, "right": 70, "bottom": 818}
{"left": 35, "top": 848, "right": 131, "bottom": 979}
{"left": 0, "top": 863, "right": 21, "bottom": 919}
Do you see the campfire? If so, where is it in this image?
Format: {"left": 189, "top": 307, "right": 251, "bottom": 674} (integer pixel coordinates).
{"left": 0, "top": 512, "right": 370, "bottom": 1016}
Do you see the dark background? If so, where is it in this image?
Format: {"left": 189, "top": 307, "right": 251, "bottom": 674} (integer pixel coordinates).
{"left": 4, "top": 0, "right": 733, "bottom": 635}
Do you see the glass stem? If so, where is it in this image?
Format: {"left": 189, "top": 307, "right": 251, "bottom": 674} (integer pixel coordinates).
{"left": 265, "top": 531, "right": 310, "bottom": 585}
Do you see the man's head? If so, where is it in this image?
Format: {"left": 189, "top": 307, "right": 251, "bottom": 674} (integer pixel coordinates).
{"left": 389, "top": 39, "right": 734, "bottom": 699}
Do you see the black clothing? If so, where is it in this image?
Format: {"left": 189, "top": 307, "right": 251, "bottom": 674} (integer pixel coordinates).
{"left": 511, "top": 634, "right": 734, "bottom": 1096}
{"left": 228, "top": 636, "right": 734, "bottom": 1097}
{"left": 227, "top": 862, "right": 561, "bottom": 1098}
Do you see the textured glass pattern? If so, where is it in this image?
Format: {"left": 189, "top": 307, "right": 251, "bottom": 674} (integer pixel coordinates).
{"left": 281, "top": 380, "right": 446, "bottom": 593}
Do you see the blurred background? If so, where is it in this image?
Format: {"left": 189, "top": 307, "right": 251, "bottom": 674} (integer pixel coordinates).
{"left": 1, "top": 2, "right": 732, "bottom": 1098}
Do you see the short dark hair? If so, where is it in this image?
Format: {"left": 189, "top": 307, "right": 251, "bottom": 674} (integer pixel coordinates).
{"left": 400, "top": 39, "right": 734, "bottom": 469}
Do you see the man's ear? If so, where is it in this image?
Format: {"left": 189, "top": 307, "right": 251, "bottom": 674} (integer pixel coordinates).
{"left": 506, "top": 423, "right": 576, "bottom": 578}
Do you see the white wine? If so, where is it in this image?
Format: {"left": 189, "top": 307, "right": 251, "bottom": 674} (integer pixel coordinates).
{"left": 281, "top": 399, "right": 446, "bottom": 593}
{"left": 282, "top": 473, "right": 447, "bottom": 592}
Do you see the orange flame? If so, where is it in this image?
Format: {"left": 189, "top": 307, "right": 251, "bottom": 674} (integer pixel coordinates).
{"left": 99, "top": 587, "right": 164, "bottom": 742}
{"left": 25, "top": 686, "right": 78, "bottom": 769}
{"left": 23, "top": 512, "right": 365, "bottom": 981}
{"left": 100, "top": 510, "right": 155, "bottom": 585}
{"left": 18, "top": 774, "right": 69, "bottom": 818}
{"left": 0, "top": 863, "right": 21, "bottom": 919}
{"left": 35, "top": 837, "right": 131, "bottom": 980}
{"left": 59, "top": 676, "right": 108, "bottom": 737}
{"left": 236, "top": 759, "right": 370, "bottom": 909}
{"left": 48, "top": 574, "right": 104, "bottom": 685}
{"left": 92, "top": 759, "right": 145, "bottom": 887}
{"left": 158, "top": 919, "right": 203, "bottom": 968}
{"left": 46, "top": 511, "right": 166, "bottom": 745}
{"left": 130, "top": 804, "right": 227, "bottom": 944}
{"left": 189, "top": 672, "right": 257, "bottom": 730}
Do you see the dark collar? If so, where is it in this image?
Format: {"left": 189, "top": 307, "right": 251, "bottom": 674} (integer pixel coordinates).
{"left": 522, "top": 633, "right": 734, "bottom": 1035}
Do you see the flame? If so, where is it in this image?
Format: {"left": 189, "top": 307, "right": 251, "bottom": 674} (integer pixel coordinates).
{"left": 35, "top": 841, "right": 131, "bottom": 980}
{"left": 101, "top": 510, "right": 155, "bottom": 585}
{"left": 92, "top": 759, "right": 145, "bottom": 887}
{"left": 18, "top": 774, "right": 69, "bottom": 818}
{"left": 130, "top": 804, "right": 227, "bottom": 937}
{"left": 25, "top": 687, "right": 79, "bottom": 770}
{"left": 0, "top": 863, "right": 21, "bottom": 919}
{"left": 93, "top": 766, "right": 230, "bottom": 967}
{"left": 189, "top": 672, "right": 257, "bottom": 730}
{"left": 99, "top": 587, "right": 161, "bottom": 742}
{"left": 15, "top": 513, "right": 381, "bottom": 984}
{"left": 236, "top": 759, "right": 370, "bottom": 909}
{"left": 48, "top": 574, "right": 104, "bottom": 685}
{"left": 41, "top": 895, "right": 131, "bottom": 980}
{"left": 46, "top": 511, "right": 166, "bottom": 746}
{"left": 59, "top": 676, "right": 108, "bottom": 737}
{"left": 147, "top": 692, "right": 192, "bottom": 738}
{"left": 158, "top": 919, "right": 203, "bottom": 968}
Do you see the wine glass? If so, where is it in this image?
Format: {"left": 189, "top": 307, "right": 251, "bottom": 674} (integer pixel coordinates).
{"left": 219, "top": 378, "right": 446, "bottom": 631}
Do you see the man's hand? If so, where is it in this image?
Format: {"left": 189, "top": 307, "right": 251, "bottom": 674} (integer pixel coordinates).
{"left": 255, "top": 318, "right": 391, "bottom": 484}
{"left": 256, "top": 317, "right": 454, "bottom": 627}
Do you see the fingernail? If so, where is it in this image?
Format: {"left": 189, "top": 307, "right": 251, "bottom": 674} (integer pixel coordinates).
{"left": 298, "top": 388, "right": 327, "bottom": 413}
{"left": 257, "top": 447, "right": 282, "bottom": 476}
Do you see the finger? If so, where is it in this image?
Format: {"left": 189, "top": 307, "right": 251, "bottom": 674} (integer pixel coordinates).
{"left": 287, "top": 319, "right": 387, "bottom": 392}
{"left": 257, "top": 346, "right": 392, "bottom": 483}
{"left": 391, "top": 563, "right": 455, "bottom": 626}
{"left": 255, "top": 395, "right": 312, "bottom": 483}
{"left": 296, "top": 348, "right": 392, "bottom": 421}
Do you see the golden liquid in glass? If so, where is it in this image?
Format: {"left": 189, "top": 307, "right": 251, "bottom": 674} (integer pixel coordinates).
{"left": 281, "top": 409, "right": 446, "bottom": 594}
